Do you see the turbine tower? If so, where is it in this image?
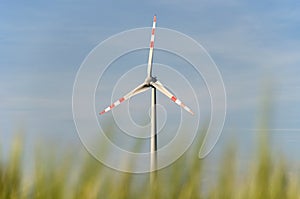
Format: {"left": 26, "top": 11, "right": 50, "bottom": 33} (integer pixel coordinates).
{"left": 100, "top": 15, "right": 194, "bottom": 182}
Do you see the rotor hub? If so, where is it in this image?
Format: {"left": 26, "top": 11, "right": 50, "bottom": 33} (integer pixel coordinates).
{"left": 145, "top": 76, "right": 157, "bottom": 85}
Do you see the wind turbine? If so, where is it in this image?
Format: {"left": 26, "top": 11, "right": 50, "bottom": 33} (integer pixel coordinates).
{"left": 99, "top": 15, "right": 194, "bottom": 181}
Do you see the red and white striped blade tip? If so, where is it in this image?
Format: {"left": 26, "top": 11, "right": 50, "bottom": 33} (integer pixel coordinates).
{"left": 171, "top": 96, "right": 194, "bottom": 115}
{"left": 99, "top": 97, "right": 125, "bottom": 115}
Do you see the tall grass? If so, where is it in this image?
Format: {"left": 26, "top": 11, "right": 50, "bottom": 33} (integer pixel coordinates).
{"left": 0, "top": 128, "right": 299, "bottom": 198}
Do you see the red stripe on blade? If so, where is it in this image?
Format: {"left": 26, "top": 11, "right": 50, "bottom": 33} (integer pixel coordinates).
{"left": 110, "top": 104, "right": 115, "bottom": 109}
{"left": 171, "top": 96, "right": 177, "bottom": 102}
{"left": 153, "top": 15, "right": 157, "bottom": 22}
{"left": 100, "top": 110, "right": 105, "bottom": 115}
{"left": 150, "top": 41, "right": 154, "bottom": 48}
{"left": 151, "top": 28, "right": 155, "bottom": 35}
{"left": 119, "top": 97, "right": 125, "bottom": 102}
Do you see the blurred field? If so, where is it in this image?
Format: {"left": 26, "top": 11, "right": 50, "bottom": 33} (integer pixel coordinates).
{"left": 1, "top": 127, "right": 299, "bottom": 199}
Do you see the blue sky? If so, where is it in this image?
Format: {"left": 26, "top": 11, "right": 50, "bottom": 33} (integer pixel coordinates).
{"left": 1, "top": 0, "right": 300, "bottom": 166}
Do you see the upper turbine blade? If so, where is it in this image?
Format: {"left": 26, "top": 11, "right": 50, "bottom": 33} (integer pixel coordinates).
{"left": 99, "top": 83, "right": 149, "bottom": 115}
{"left": 147, "top": 15, "right": 157, "bottom": 78}
{"left": 151, "top": 81, "right": 194, "bottom": 115}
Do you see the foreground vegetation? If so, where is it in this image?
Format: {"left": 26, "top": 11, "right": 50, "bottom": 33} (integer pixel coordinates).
{"left": 0, "top": 128, "right": 299, "bottom": 199}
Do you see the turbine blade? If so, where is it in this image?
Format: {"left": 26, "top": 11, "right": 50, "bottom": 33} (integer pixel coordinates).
{"left": 147, "top": 15, "right": 157, "bottom": 78}
{"left": 151, "top": 81, "right": 194, "bottom": 115}
{"left": 99, "top": 83, "right": 149, "bottom": 115}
